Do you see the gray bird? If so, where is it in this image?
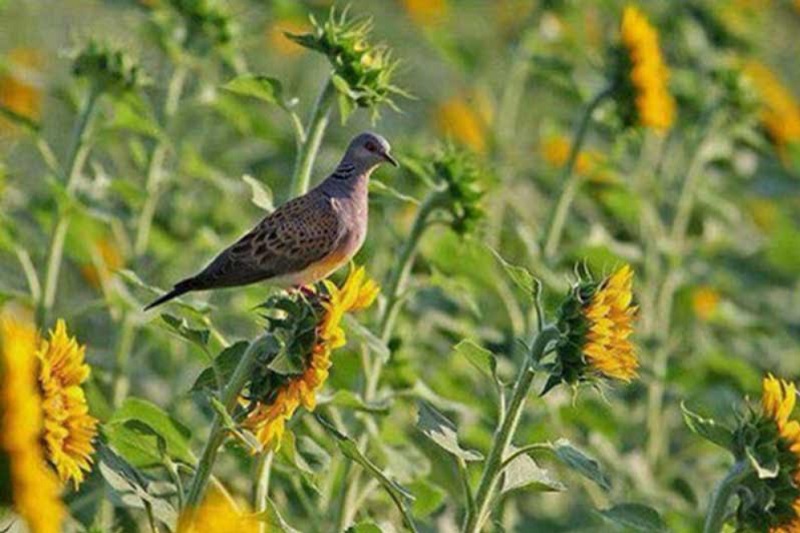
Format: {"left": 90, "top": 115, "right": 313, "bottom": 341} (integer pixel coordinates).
{"left": 144, "top": 132, "right": 397, "bottom": 310}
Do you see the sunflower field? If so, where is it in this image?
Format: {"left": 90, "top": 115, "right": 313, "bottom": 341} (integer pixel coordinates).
{"left": 1, "top": 1, "right": 800, "bottom": 532}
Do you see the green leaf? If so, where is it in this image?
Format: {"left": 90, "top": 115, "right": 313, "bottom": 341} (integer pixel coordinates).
{"left": 208, "top": 395, "right": 263, "bottom": 454}
{"left": 369, "top": 179, "right": 420, "bottom": 205}
{"left": 487, "top": 245, "right": 537, "bottom": 297}
{"left": 253, "top": 497, "right": 301, "bottom": 533}
{"left": 416, "top": 401, "right": 483, "bottom": 461}
{"left": 109, "top": 398, "right": 194, "bottom": 464}
{"left": 346, "top": 523, "right": 383, "bottom": 533}
{"left": 109, "top": 93, "right": 163, "bottom": 140}
{"left": 408, "top": 479, "right": 446, "bottom": 518}
{"left": 501, "top": 448, "right": 565, "bottom": 494}
{"left": 344, "top": 315, "right": 391, "bottom": 362}
{"left": 551, "top": 438, "right": 611, "bottom": 491}
{"left": 98, "top": 445, "right": 177, "bottom": 528}
{"left": 223, "top": 75, "right": 291, "bottom": 109}
{"left": 104, "top": 421, "right": 164, "bottom": 467}
{"left": 681, "top": 402, "right": 733, "bottom": 450}
{"left": 598, "top": 503, "right": 668, "bottom": 532}
{"left": 242, "top": 174, "right": 274, "bottom": 212}
{"left": 317, "top": 389, "right": 392, "bottom": 414}
{"left": 315, "top": 415, "right": 415, "bottom": 507}
{"left": 159, "top": 313, "right": 210, "bottom": 349}
{"left": 191, "top": 341, "right": 248, "bottom": 392}
{"left": 453, "top": 339, "right": 498, "bottom": 381}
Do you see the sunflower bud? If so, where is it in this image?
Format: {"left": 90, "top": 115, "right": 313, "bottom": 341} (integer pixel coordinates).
{"left": 72, "top": 40, "right": 143, "bottom": 94}
{"left": 543, "top": 265, "right": 638, "bottom": 393}
{"left": 166, "top": 0, "right": 235, "bottom": 55}
{"left": 431, "top": 145, "right": 485, "bottom": 236}
{"left": 285, "top": 7, "right": 406, "bottom": 122}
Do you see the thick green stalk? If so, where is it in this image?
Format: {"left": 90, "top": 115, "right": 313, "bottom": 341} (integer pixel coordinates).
{"left": 134, "top": 64, "right": 189, "bottom": 256}
{"left": 184, "top": 336, "right": 268, "bottom": 509}
{"left": 254, "top": 451, "right": 274, "bottom": 533}
{"left": 703, "top": 461, "right": 749, "bottom": 533}
{"left": 37, "top": 85, "right": 102, "bottom": 326}
{"left": 289, "top": 77, "right": 336, "bottom": 197}
{"left": 112, "top": 313, "right": 137, "bottom": 408}
{"left": 336, "top": 192, "right": 443, "bottom": 530}
{"left": 464, "top": 326, "right": 560, "bottom": 533}
{"left": 542, "top": 87, "right": 613, "bottom": 260}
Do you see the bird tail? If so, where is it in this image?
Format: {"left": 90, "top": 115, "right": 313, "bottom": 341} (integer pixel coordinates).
{"left": 143, "top": 278, "right": 198, "bottom": 311}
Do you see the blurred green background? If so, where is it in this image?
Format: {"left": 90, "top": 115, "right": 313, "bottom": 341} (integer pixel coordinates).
{"left": 2, "top": 0, "right": 800, "bottom": 531}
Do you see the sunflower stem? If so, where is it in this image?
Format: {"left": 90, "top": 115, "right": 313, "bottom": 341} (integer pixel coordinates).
{"left": 703, "top": 461, "right": 750, "bottom": 533}
{"left": 336, "top": 191, "right": 443, "bottom": 530}
{"left": 464, "top": 326, "right": 560, "bottom": 533}
{"left": 185, "top": 335, "right": 269, "bottom": 510}
{"left": 36, "top": 84, "right": 102, "bottom": 327}
{"left": 542, "top": 86, "right": 613, "bottom": 261}
{"left": 254, "top": 451, "right": 274, "bottom": 533}
{"left": 289, "top": 77, "right": 336, "bottom": 198}
{"left": 134, "top": 63, "right": 189, "bottom": 257}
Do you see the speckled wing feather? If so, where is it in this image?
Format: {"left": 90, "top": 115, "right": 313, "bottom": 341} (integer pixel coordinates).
{"left": 192, "top": 192, "right": 343, "bottom": 289}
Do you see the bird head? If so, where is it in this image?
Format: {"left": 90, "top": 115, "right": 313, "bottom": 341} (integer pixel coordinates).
{"left": 345, "top": 132, "right": 398, "bottom": 170}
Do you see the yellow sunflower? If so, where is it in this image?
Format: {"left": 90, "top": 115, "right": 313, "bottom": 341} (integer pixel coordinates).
{"left": 760, "top": 375, "right": 800, "bottom": 533}
{"left": 691, "top": 286, "right": 721, "bottom": 321}
{"left": 38, "top": 319, "right": 98, "bottom": 487}
{"left": 743, "top": 61, "right": 800, "bottom": 156}
{"left": 401, "top": 0, "right": 449, "bottom": 28}
{"left": 0, "top": 317, "right": 65, "bottom": 533}
{"left": 619, "top": 6, "right": 675, "bottom": 131}
{"left": 434, "top": 92, "right": 493, "bottom": 154}
{"left": 178, "top": 490, "right": 259, "bottom": 533}
{"left": 548, "top": 265, "right": 638, "bottom": 391}
{"left": 541, "top": 135, "right": 612, "bottom": 184}
{"left": 244, "top": 265, "right": 379, "bottom": 449}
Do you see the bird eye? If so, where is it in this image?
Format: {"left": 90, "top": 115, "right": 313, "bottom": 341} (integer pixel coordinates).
{"left": 365, "top": 141, "right": 377, "bottom": 152}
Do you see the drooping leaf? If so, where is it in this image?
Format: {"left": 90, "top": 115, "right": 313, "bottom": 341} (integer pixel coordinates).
{"left": 487, "top": 245, "right": 537, "bottom": 298}
{"left": 416, "top": 401, "right": 483, "bottom": 461}
{"left": 109, "top": 398, "right": 194, "bottom": 464}
{"left": 159, "top": 313, "right": 210, "bottom": 349}
{"left": 346, "top": 523, "right": 383, "bottom": 533}
{"left": 344, "top": 314, "right": 390, "bottom": 362}
{"left": 98, "top": 445, "right": 177, "bottom": 528}
{"left": 242, "top": 174, "right": 274, "bottom": 212}
{"left": 408, "top": 479, "right": 446, "bottom": 518}
{"left": 598, "top": 503, "right": 668, "bottom": 532}
{"left": 315, "top": 415, "right": 415, "bottom": 508}
{"left": 223, "top": 75, "right": 293, "bottom": 109}
{"left": 501, "top": 448, "right": 565, "bottom": 494}
{"left": 253, "top": 497, "right": 301, "bottom": 533}
{"left": 681, "top": 402, "right": 733, "bottom": 450}
{"left": 317, "top": 389, "right": 392, "bottom": 414}
{"left": 551, "top": 438, "right": 611, "bottom": 491}
{"left": 191, "top": 341, "right": 248, "bottom": 392}
{"left": 453, "top": 339, "right": 498, "bottom": 381}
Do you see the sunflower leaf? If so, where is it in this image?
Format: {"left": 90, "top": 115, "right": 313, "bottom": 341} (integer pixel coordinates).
{"left": 416, "top": 401, "right": 483, "bottom": 461}
{"left": 681, "top": 402, "right": 733, "bottom": 450}
{"left": 598, "top": 503, "right": 668, "bottom": 532}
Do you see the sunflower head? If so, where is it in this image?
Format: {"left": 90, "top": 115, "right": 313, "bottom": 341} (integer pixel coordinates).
{"left": 38, "top": 320, "right": 98, "bottom": 488}
{"left": 609, "top": 5, "right": 675, "bottom": 131}
{"left": 178, "top": 490, "right": 259, "bottom": 533}
{"left": 243, "top": 265, "right": 380, "bottom": 449}
{"left": 731, "top": 375, "right": 800, "bottom": 531}
{"left": 0, "top": 316, "right": 65, "bottom": 533}
{"left": 544, "top": 265, "right": 638, "bottom": 393}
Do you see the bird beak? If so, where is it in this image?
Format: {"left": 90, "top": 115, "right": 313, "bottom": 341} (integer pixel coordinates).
{"left": 382, "top": 152, "right": 399, "bottom": 167}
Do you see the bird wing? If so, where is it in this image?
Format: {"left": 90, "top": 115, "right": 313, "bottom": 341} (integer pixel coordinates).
{"left": 192, "top": 192, "right": 344, "bottom": 289}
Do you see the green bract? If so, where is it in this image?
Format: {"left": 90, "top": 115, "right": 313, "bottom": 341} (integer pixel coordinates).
{"left": 72, "top": 41, "right": 143, "bottom": 94}
{"left": 431, "top": 146, "right": 485, "bottom": 236}
{"left": 732, "top": 409, "right": 800, "bottom": 530}
{"left": 544, "top": 276, "right": 600, "bottom": 392}
{"left": 285, "top": 7, "right": 406, "bottom": 122}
